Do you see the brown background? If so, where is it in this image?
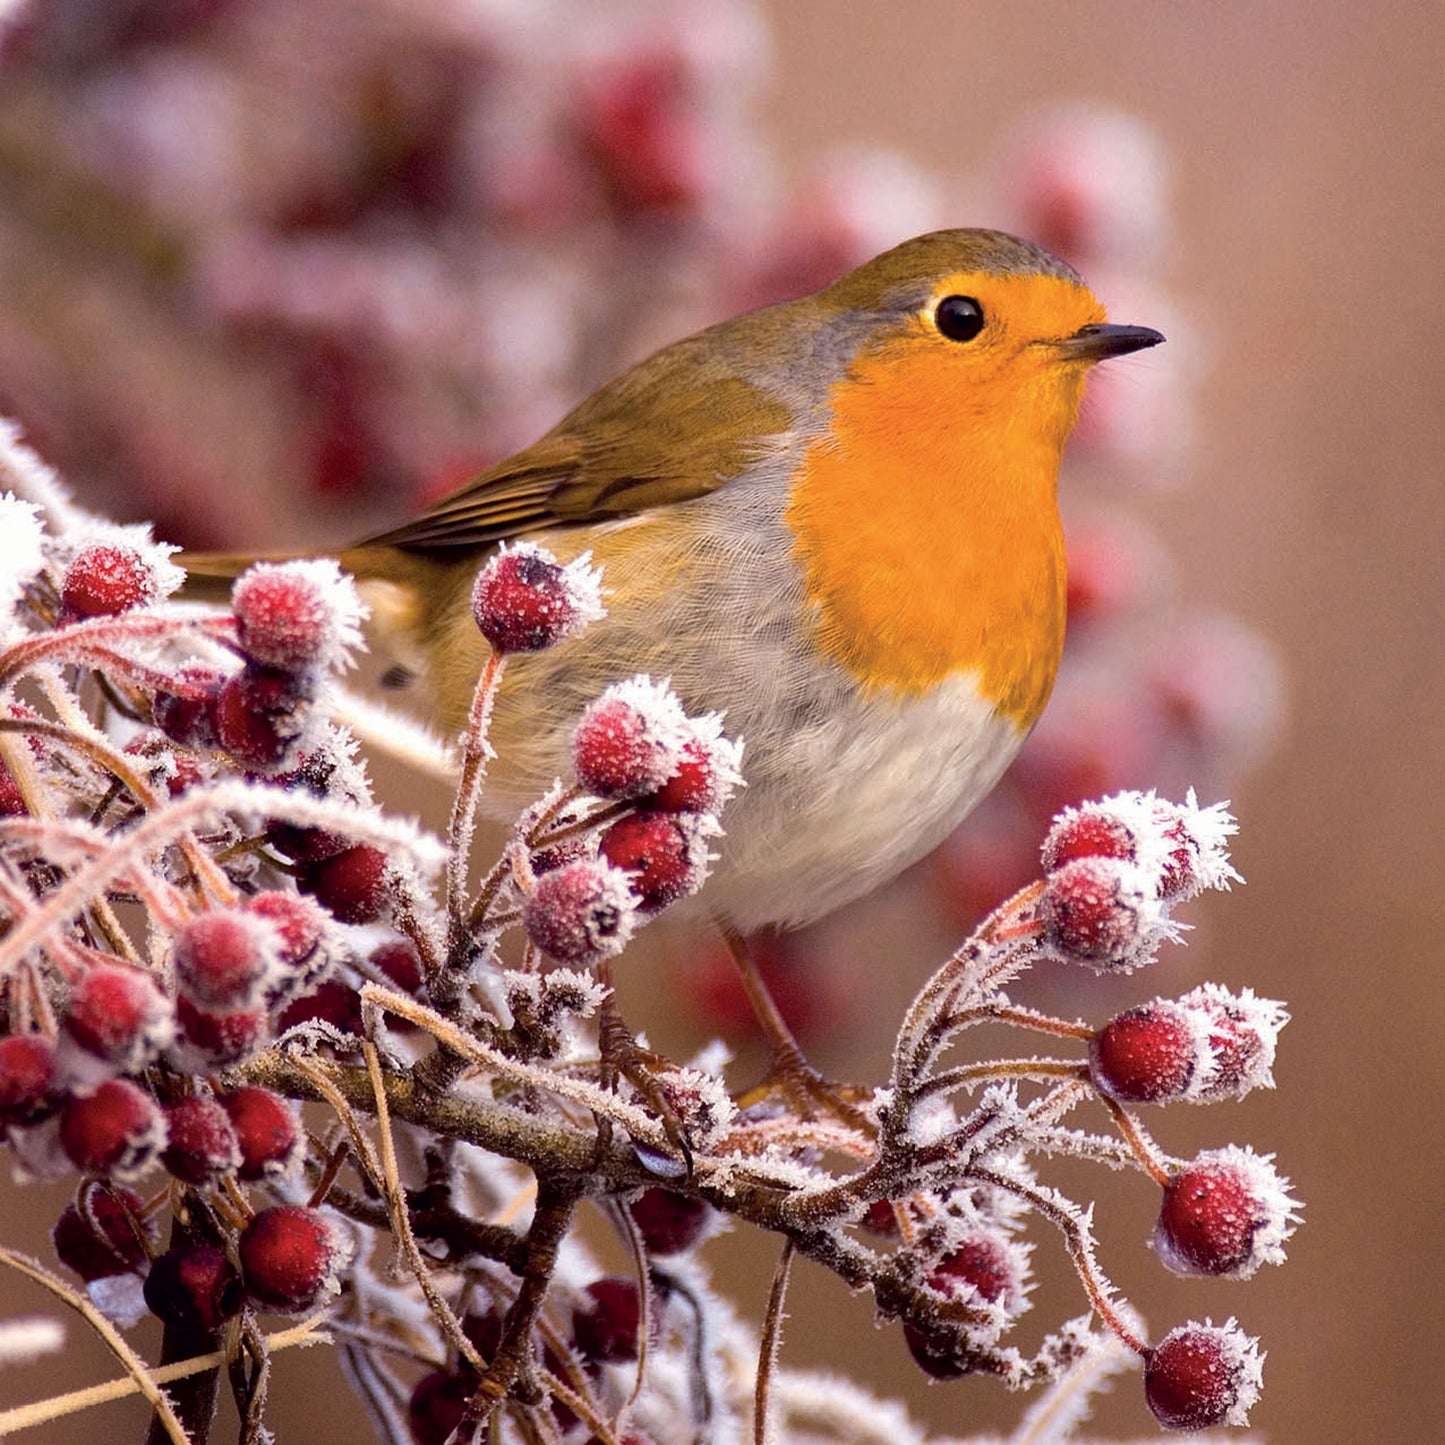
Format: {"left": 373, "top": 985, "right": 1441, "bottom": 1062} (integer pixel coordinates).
{"left": 1, "top": 3, "right": 1442, "bottom": 1443}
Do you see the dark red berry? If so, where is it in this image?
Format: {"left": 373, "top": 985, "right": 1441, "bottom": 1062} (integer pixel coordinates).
{"left": 571, "top": 1277, "right": 642, "bottom": 1364}
{"left": 219, "top": 1087, "right": 303, "bottom": 1180}
{"left": 642, "top": 736, "right": 725, "bottom": 814}
{"left": 232, "top": 563, "right": 337, "bottom": 670}
{"left": 903, "top": 1233, "right": 1021, "bottom": 1379}
{"left": 1144, "top": 1323, "right": 1261, "bottom": 1430}
{"left": 571, "top": 682, "right": 685, "bottom": 800}
{"left": 61, "top": 543, "right": 159, "bottom": 619}
{"left": 161, "top": 1096, "right": 242, "bottom": 1184}
{"left": 599, "top": 810, "right": 702, "bottom": 911}
{"left": 1155, "top": 1158, "right": 1275, "bottom": 1278}
{"left": 64, "top": 963, "right": 175, "bottom": 1071}
{"left": 212, "top": 664, "right": 313, "bottom": 769}
{"left": 522, "top": 858, "right": 637, "bottom": 966}
{"left": 144, "top": 1245, "right": 243, "bottom": 1332}
{"left": 247, "top": 891, "right": 325, "bottom": 970}
{"left": 1039, "top": 856, "right": 1152, "bottom": 967}
{"left": 239, "top": 1205, "right": 346, "bottom": 1312}
{"left": 628, "top": 1188, "right": 711, "bottom": 1255}
{"left": 172, "top": 995, "right": 271, "bottom": 1069}
{"left": 0, "top": 756, "right": 27, "bottom": 816}
{"left": 0, "top": 1033, "right": 57, "bottom": 1125}
{"left": 1089, "top": 1001, "right": 1199, "bottom": 1103}
{"left": 52, "top": 1184, "right": 154, "bottom": 1281}
{"left": 123, "top": 730, "right": 202, "bottom": 796}
{"left": 173, "top": 910, "right": 279, "bottom": 1011}
{"left": 1041, "top": 804, "right": 1138, "bottom": 872}
{"left": 59, "top": 1079, "right": 167, "bottom": 1178}
{"left": 275, "top": 977, "right": 363, "bottom": 1036}
{"left": 153, "top": 664, "right": 225, "bottom": 748}
{"left": 299, "top": 844, "right": 390, "bottom": 925}
{"left": 471, "top": 546, "right": 593, "bottom": 653}
{"left": 407, "top": 1370, "right": 474, "bottom": 1445}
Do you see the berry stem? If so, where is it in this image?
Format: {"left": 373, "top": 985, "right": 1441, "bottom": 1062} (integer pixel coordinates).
{"left": 1098, "top": 1095, "right": 1175, "bottom": 1185}
{"left": 444, "top": 648, "right": 505, "bottom": 941}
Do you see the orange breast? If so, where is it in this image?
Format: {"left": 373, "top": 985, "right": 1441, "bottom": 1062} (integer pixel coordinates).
{"left": 784, "top": 340, "right": 1069, "bottom": 726}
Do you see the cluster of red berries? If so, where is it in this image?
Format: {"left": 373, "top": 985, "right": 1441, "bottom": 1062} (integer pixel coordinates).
{"left": 153, "top": 558, "right": 364, "bottom": 771}
{"left": 469, "top": 546, "right": 740, "bottom": 970}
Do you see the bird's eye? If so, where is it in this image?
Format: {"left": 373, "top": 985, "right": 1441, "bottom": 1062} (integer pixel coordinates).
{"left": 934, "top": 294, "right": 985, "bottom": 342}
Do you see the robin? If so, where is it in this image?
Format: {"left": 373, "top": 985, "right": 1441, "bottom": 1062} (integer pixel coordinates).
{"left": 189, "top": 228, "right": 1161, "bottom": 1081}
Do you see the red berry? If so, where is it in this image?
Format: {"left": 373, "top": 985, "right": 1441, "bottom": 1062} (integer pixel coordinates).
{"left": 173, "top": 910, "right": 280, "bottom": 1011}
{"left": 1144, "top": 1322, "right": 1262, "bottom": 1430}
{"left": 470, "top": 544, "right": 597, "bottom": 653}
{"left": 0, "top": 1033, "right": 57, "bottom": 1125}
{"left": 1182, "top": 985, "right": 1282, "bottom": 1103}
{"left": 212, "top": 664, "right": 313, "bottom": 769}
{"left": 1154, "top": 1151, "right": 1295, "bottom": 1279}
{"left": 522, "top": 858, "right": 638, "bottom": 967}
{"left": 61, "top": 543, "right": 159, "bottom": 619}
{"left": 904, "top": 1233, "right": 1022, "bottom": 1378}
{"left": 144, "top": 1245, "right": 244, "bottom": 1332}
{"left": 860, "top": 1199, "right": 902, "bottom": 1237}
{"left": 153, "top": 664, "right": 224, "bottom": 748}
{"left": 571, "top": 1277, "right": 642, "bottom": 1364}
{"left": 123, "top": 730, "right": 202, "bottom": 796}
{"left": 172, "top": 995, "right": 271, "bottom": 1070}
{"left": 1038, "top": 856, "right": 1158, "bottom": 969}
{"left": 161, "top": 1096, "right": 242, "bottom": 1185}
{"left": 52, "top": 1184, "right": 155, "bottom": 1281}
{"left": 275, "top": 977, "right": 363, "bottom": 1036}
{"left": 232, "top": 562, "right": 341, "bottom": 671}
{"left": 64, "top": 963, "right": 175, "bottom": 1072}
{"left": 1041, "top": 803, "right": 1138, "bottom": 872}
{"left": 59, "top": 1079, "right": 167, "bottom": 1179}
{"left": 300, "top": 844, "right": 390, "bottom": 925}
{"left": 628, "top": 1187, "right": 712, "bottom": 1255}
{"left": 1089, "top": 1001, "right": 1201, "bottom": 1103}
{"left": 219, "top": 1087, "right": 303, "bottom": 1180}
{"left": 239, "top": 1205, "right": 347, "bottom": 1313}
{"left": 0, "top": 755, "right": 27, "bottom": 816}
{"left": 247, "top": 891, "right": 325, "bottom": 971}
{"left": 599, "top": 810, "right": 705, "bottom": 911}
{"left": 571, "top": 679, "right": 687, "bottom": 800}
{"left": 407, "top": 1370, "right": 474, "bottom": 1445}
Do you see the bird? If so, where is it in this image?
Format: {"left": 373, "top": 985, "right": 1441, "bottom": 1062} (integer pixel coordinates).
{"left": 187, "top": 228, "right": 1161, "bottom": 1077}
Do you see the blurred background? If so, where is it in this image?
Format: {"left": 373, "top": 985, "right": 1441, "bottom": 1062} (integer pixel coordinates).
{"left": 0, "top": 0, "right": 1440, "bottom": 1441}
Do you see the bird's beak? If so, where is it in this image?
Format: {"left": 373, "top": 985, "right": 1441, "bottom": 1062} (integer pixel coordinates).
{"left": 1058, "top": 323, "right": 1166, "bottom": 362}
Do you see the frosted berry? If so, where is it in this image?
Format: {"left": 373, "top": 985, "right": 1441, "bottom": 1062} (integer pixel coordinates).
{"left": 599, "top": 810, "right": 706, "bottom": 911}
{"left": 172, "top": 995, "right": 271, "bottom": 1070}
{"left": 571, "top": 677, "right": 688, "bottom": 800}
{"left": 629, "top": 1187, "right": 712, "bottom": 1256}
{"left": 212, "top": 664, "right": 314, "bottom": 770}
{"left": 239, "top": 1205, "right": 348, "bottom": 1312}
{"left": 904, "top": 1232, "right": 1023, "bottom": 1377}
{"left": 123, "top": 730, "right": 202, "bottom": 797}
{"left": 1039, "top": 856, "right": 1163, "bottom": 969}
{"left": 60, "top": 542, "right": 159, "bottom": 619}
{"left": 0, "top": 755, "right": 25, "bottom": 816}
{"left": 523, "top": 858, "right": 638, "bottom": 966}
{"left": 1089, "top": 1000, "right": 1201, "bottom": 1103}
{"left": 247, "top": 889, "right": 328, "bottom": 1003}
{"left": 219, "top": 1087, "right": 303, "bottom": 1180}
{"left": 1154, "top": 1149, "right": 1297, "bottom": 1279}
{"left": 1181, "top": 984, "right": 1285, "bottom": 1103}
{"left": 299, "top": 843, "right": 390, "bottom": 925}
{"left": 470, "top": 543, "right": 601, "bottom": 653}
{"left": 572, "top": 1277, "right": 642, "bottom": 1364}
{"left": 173, "top": 910, "right": 281, "bottom": 1011}
{"left": 161, "top": 1096, "right": 242, "bottom": 1185}
{"left": 144, "top": 1245, "right": 244, "bottom": 1332}
{"left": 232, "top": 559, "right": 362, "bottom": 672}
{"left": 639, "top": 719, "right": 742, "bottom": 816}
{"left": 0, "top": 1033, "right": 57, "bottom": 1125}
{"left": 1144, "top": 1321, "right": 1263, "bottom": 1430}
{"left": 64, "top": 963, "right": 175, "bottom": 1072}
{"left": 153, "top": 664, "right": 225, "bottom": 748}
{"left": 59, "top": 1079, "right": 166, "bottom": 1179}
{"left": 52, "top": 1184, "right": 155, "bottom": 1281}
{"left": 1041, "top": 802, "right": 1138, "bottom": 872}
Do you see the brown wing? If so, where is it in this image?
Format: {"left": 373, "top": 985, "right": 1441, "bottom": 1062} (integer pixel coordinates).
{"left": 358, "top": 331, "right": 793, "bottom": 554}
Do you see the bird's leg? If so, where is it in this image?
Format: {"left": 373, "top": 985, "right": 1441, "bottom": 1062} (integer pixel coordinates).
{"left": 593, "top": 955, "right": 692, "bottom": 1174}
{"left": 717, "top": 919, "right": 872, "bottom": 1135}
